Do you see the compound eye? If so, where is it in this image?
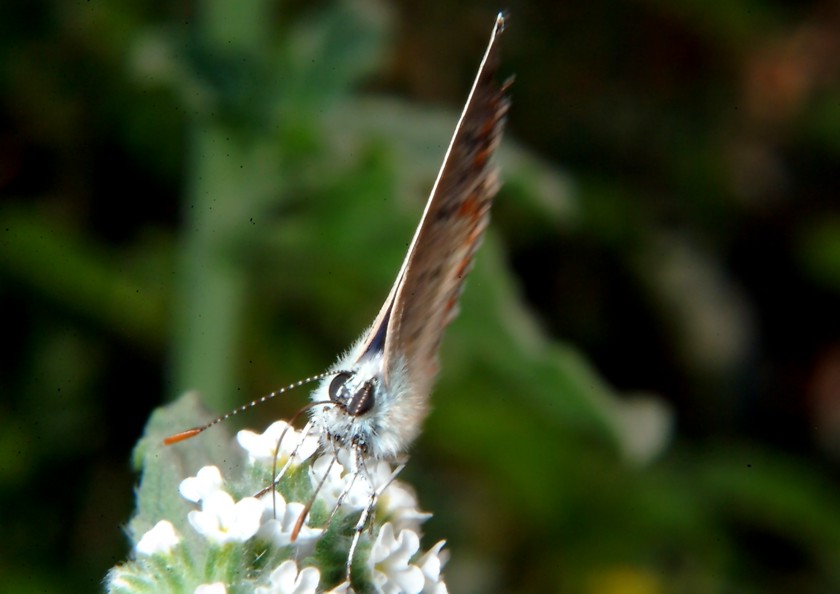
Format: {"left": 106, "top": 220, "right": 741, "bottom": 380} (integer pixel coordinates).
{"left": 349, "top": 383, "right": 375, "bottom": 416}
{"left": 328, "top": 372, "right": 353, "bottom": 403}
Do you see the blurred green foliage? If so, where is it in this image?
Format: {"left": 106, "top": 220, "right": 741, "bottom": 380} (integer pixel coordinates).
{"left": 2, "top": 0, "right": 840, "bottom": 593}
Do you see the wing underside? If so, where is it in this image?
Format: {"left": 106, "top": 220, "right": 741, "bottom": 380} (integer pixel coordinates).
{"left": 376, "top": 14, "right": 510, "bottom": 394}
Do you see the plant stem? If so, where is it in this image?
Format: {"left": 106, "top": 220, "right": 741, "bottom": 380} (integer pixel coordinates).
{"left": 170, "top": 0, "right": 274, "bottom": 410}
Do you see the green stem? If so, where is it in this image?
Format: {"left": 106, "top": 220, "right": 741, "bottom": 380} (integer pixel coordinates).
{"left": 170, "top": 0, "right": 274, "bottom": 409}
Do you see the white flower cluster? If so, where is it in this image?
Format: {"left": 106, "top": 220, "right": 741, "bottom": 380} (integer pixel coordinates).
{"left": 110, "top": 421, "right": 448, "bottom": 594}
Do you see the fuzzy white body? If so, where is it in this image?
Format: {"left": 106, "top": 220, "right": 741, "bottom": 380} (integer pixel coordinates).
{"left": 309, "top": 331, "right": 427, "bottom": 460}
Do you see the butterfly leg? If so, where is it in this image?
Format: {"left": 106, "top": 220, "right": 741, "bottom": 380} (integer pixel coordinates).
{"left": 345, "top": 455, "right": 408, "bottom": 584}
{"left": 346, "top": 486, "right": 376, "bottom": 584}
{"left": 324, "top": 447, "right": 361, "bottom": 528}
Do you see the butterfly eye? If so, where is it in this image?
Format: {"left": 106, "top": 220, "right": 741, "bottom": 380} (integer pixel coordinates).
{"left": 348, "top": 382, "right": 375, "bottom": 416}
{"left": 329, "top": 372, "right": 353, "bottom": 403}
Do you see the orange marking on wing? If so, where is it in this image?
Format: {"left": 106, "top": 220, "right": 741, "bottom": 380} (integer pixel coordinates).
{"left": 446, "top": 293, "right": 459, "bottom": 312}
{"left": 455, "top": 255, "right": 471, "bottom": 279}
{"left": 457, "top": 194, "right": 480, "bottom": 218}
{"left": 473, "top": 146, "right": 491, "bottom": 168}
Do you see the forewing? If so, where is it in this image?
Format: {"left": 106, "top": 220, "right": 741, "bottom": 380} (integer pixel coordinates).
{"left": 383, "top": 15, "right": 510, "bottom": 394}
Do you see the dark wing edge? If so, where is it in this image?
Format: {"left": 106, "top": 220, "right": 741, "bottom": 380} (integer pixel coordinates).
{"left": 383, "top": 13, "right": 511, "bottom": 393}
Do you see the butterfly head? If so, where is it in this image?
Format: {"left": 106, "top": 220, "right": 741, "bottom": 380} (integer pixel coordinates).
{"left": 310, "top": 341, "right": 423, "bottom": 460}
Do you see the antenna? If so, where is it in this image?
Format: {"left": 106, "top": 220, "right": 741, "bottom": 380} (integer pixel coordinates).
{"left": 162, "top": 372, "right": 341, "bottom": 445}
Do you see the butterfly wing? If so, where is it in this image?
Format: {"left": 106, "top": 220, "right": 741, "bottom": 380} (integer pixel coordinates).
{"left": 381, "top": 14, "right": 510, "bottom": 395}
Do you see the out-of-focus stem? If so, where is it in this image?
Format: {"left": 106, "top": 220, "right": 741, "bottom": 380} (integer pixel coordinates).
{"left": 171, "top": 0, "right": 274, "bottom": 410}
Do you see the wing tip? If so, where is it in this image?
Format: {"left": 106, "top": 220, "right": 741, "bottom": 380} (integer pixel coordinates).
{"left": 495, "top": 11, "right": 508, "bottom": 35}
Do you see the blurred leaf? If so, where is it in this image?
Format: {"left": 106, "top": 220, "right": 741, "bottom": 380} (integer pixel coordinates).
{"left": 0, "top": 206, "right": 168, "bottom": 350}
{"left": 274, "top": 0, "right": 392, "bottom": 118}
{"left": 698, "top": 446, "right": 840, "bottom": 560}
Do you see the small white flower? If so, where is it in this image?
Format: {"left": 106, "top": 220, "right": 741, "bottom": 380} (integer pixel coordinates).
{"left": 254, "top": 560, "right": 320, "bottom": 594}
{"left": 417, "top": 540, "right": 449, "bottom": 594}
{"left": 188, "top": 490, "right": 263, "bottom": 543}
{"left": 136, "top": 520, "right": 181, "bottom": 556}
{"left": 309, "top": 454, "right": 371, "bottom": 511}
{"left": 311, "top": 454, "right": 430, "bottom": 533}
{"left": 374, "top": 471, "right": 431, "bottom": 532}
{"left": 323, "top": 582, "right": 351, "bottom": 594}
{"left": 237, "top": 421, "right": 319, "bottom": 467}
{"left": 369, "top": 523, "right": 425, "bottom": 594}
{"left": 194, "top": 583, "right": 227, "bottom": 594}
{"left": 256, "top": 490, "right": 323, "bottom": 549}
{"left": 180, "top": 465, "right": 224, "bottom": 503}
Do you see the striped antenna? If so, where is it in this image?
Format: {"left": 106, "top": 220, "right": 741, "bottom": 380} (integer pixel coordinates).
{"left": 162, "top": 372, "right": 341, "bottom": 445}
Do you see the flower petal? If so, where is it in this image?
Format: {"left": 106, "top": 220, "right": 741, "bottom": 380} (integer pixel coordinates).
{"left": 180, "top": 466, "right": 224, "bottom": 503}
{"left": 188, "top": 491, "right": 262, "bottom": 543}
{"left": 194, "top": 583, "right": 227, "bottom": 594}
{"left": 370, "top": 524, "right": 424, "bottom": 594}
{"left": 237, "top": 421, "right": 319, "bottom": 467}
{"left": 255, "top": 560, "right": 321, "bottom": 594}
{"left": 136, "top": 520, "right": 180, "bottom": 556}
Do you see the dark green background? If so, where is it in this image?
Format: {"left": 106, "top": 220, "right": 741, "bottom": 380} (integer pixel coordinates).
{"left": 3, "top": 0, "right": 840, "bottom": 592}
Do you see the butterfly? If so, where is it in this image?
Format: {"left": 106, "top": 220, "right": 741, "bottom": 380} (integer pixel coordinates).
{"left": 162, "top": 12, "right": 510, "bottom": 586}
{"left": 309, "top": 13, "right": 510, "bottom": 462}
